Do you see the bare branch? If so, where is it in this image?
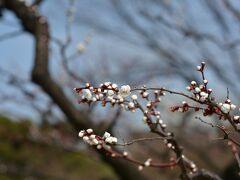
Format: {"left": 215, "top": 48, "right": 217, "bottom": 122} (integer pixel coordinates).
{"left": 0, "top": 30, "right": 23, "bottom": 42}
{"left": 116, "top": 136, "right": 167, "bottom": 146}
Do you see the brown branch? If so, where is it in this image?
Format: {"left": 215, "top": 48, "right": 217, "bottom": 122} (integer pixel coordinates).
{"left": 102, "top": 144, "right": 179, "bottom": 169}
{"left": 132, "top": 87, "right": 240, "bottom": 133}
{"left": 189, "top": 169, "right": 222, "bottom": 180}
{"left": 4, "top": 0, "right": 92, "bottom": 130}
{"left": 2, "top": 1, "right": 148, "bottom": 180}
{"left": 196, "top": 117, "right": 240, "bottom": 147}
{"left": 223, "top": 0, "right": 240, "bottom": 21}
{"left": 0, "top": 30, "right": 23, "bottom": 42}
{"left": 133, "top": 99, "right": 190, "bottom": 179}
{"left": 116, "top": 136, "right": 167, "bottom": 146}
{"left": 105, "top": 108, "right": 122, "bottom": 133}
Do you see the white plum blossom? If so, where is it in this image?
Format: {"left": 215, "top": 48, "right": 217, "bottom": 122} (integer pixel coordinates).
{"left": 83, "top": 136, "right": 89, "bottom": 142}
{"left": 199, "top": 91, "right": 209, "bottom": 102}
{"left": 117, "top": 95, "right": 124, "bottom": 102}
{"left": 191, "top": 81, "right": 197, "bottom": 86}
{"left": 119, "top": 85, "right": 131, "bottom": 97}
{"left": 161, "top": 123, "right": 167, "bottom": 128}
{"left": 92, "top": 139, "right": 99, "bottom": 145}
{"left": 138, "top": 165, "right": 143, "bottom": 171}
{"left": 77, "top": 43, "right": 85, "bottom": 53}
{"left": 231, "top": 104, "right": 236, "bottom": 110}
{"left": 190, "top": 163, "right": 196, "bottom": 169}
{"left": 84, "top": 135, "right": 99, "bottom": 145}
{"left": 142, "top": 116, "right": 147, "bottom": 123}
{"left": 144, "top": 158, "right": 151, "bottom": 167}
{"left": 219, "top": 103, "right": 236, "bottom": 114}
{"left": 200, "top": 92, "right": 208, "bottom": 98}
{"left": 112, "top": 83, "right": 118, "bottom": 89}
{"left": 97, "top": 145, "right": 102, "bottom": 149}
{"left": 107, "top": 90, "right": 115, "bottom": 96}
{"left": 167, "top": 143, "right": 172, "bottom": 148}
{"left": 102, "top": 132, "right": 118, "bottom": 144}
{"left": 90, "top": 134, "right": 96, "bottom": 139}
{"left": 128, "top": 102, "right": 135, "bottom": 109}
{"left": 78, "top": 130, "right": 85, "bottom": 137}
{"left": 186, "top": 86, "right": 191, "bottom": 91}
{"left": 86, "top": 128, "right": 93, "bottom": 134}
{"left": 220, "top": 103, "right": 231, "bottom": 113}
{"left": 203, "top": 79, "right": 208, "bottom": 84}
{"left": 82, "top": 89, "right": 92, "bottom": 100}
{"left": 142, "top": 91, "right": 149, "bottom": 98}
{"left": 234, "top": 116, "right": 240, "bottom": 122}
{"left": 99, "top": 93, "right": 104, "bottom": 99}
{"left": 194, "top": 87, "right": 201, "bottom": 93}
{"left": 131, "top": 94, "right": 138, "bottom": 100}
{"left": 79, "top": 129, "right": 102, "bottom": 146}
{"left": 111, "top": 137, "right": 118, "bottom": 143}
{"left": 105, "top": 136, "right": 117, "bottom": 144}
{"left": 103, "top": 132, "right": 111, "bottom": 138}
{"left": 104, "top": 82, "right": 111, "bottom": 87}
{"left": 123, "top": 151, "right": 128, "bottom": 157}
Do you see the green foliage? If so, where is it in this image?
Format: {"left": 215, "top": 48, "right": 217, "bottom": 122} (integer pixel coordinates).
{"left": 0, "top": 116, "right": 118, "bottom": 180}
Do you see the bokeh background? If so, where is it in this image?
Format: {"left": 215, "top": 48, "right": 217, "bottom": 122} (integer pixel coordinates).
{"left": 0, "top": 0, "right": 240, "bottom": 179}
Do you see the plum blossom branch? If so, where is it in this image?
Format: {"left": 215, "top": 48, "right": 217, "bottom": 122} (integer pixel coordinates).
{"left": 132, "top": 62, "right": 240, "bottom": 132}
{"left": 74, "top": 83, "right": 196, "bottom": 178}
{"left": 78, "top": 129, "right": 179, "bottom": 170}
{"left": 74, "top": 62, "right": 235, "bottom": 179}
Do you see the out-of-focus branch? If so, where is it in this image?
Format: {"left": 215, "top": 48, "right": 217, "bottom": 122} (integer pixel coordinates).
{"left": 0, "top": 30, "right": 23, "bottom": 42}
{"left": 196, "top": 117, "right": 240, "bottom": 147}
{"left": 32, "top": 0, "right": 44, "bottom": 7}
{"left": 51, "top": 0, "right": 89, "bottom": 85}
{"left": 2, "top": 1, "right": 148, "bottom": 179}
{"left": 105, "top": 108, "right": 122, "bottom": 133}
{"left": 0, "top": 66, "right": 55, "bottom": 118}
{"left": 103, "top": 145, "right": 179, "bottom": 169}
{"left": 4, "top": 0, "right": 92, "bottom": 130}
{"left": 223, "top": 0, "right": 240, "bottom": 20}
{"left": 116, "top": 136, "right": 167, "bottom": 146}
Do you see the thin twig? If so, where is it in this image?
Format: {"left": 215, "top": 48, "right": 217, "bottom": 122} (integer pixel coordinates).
{"left": 116, "top": 137, "right": 167, "bottom": 146}
{"left": 196, "top": 117, "right": 240, "bottom": 147}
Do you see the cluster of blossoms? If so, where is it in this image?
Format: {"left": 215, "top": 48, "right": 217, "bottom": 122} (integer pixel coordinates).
{"left": 186, "top": 80, "right": 210, "bottom": 102}
{"left": 74, "top": 81, "right": 168, "bottom": 118}
{"left": 170, "top": 62, "right": 240, "bottom": 125}
{"left": 186, "top": 62, "right": 211, "bottom": 103}
{"left": 75, "top": 83, "right": 184, "bottom": 171}
{"left": 74, "top": 82, "right": 169, "bottom": 131}
{"left": 217, "top": 100, "right": 240, "bottom": 124}
{"left": 78, "top": 128, "right": 179, "bottom": 171}
{"left": 75, "top": 62, "right": 240, "bottom": 176}
{"left": 74, "top": 82, "right": 138, "bottom": 111}
{"left": 218, "top": 100, "right": 236, "bottom": 114}
{"left": 78, "top": 129, "right": 117, "bottom": 149}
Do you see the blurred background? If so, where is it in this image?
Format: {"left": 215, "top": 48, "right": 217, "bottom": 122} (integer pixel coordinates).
{"left": 0, "top": 0, "right": 240, "bottom": 179}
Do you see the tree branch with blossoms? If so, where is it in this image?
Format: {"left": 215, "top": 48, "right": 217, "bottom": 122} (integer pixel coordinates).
{"left": 74, "top": 62, "right": 240, "bottom": 180}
